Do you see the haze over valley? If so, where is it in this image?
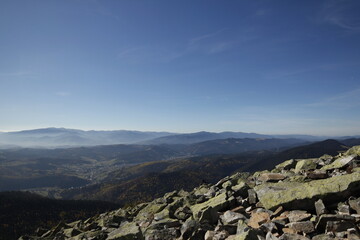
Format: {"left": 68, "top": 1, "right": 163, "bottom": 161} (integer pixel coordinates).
{"left": 1, "top": 0, "right": 360, "bottom": 239}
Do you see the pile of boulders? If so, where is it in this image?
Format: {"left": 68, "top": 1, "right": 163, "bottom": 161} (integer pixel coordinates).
{"left": 20, "top": 146, "right": 360, "bottom": 240}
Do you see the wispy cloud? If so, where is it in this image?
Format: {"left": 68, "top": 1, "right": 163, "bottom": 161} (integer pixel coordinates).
{"left": 117, "top": 47, "right": 145, "bottom": 58}
{"left": 116, "top": 27, "right": 255, "bottom": 63}
{"left": 116, "top": 29, "right": 235, "bottom": 63}
{"left": 189, "top": 28, "right": 227, "bottom": 45}
{"left": 306, "top": 87, "right": 360, "bottom": 108}
{"left": 265, "top": 67, "right": 317, "bottom": 80}
{"left": 266, "top": 61, "right": 360, "bottom": 80}
{"left": 116, "top": 45, "right": 188, "bottom": 63}
{"left": 320, "top": 1, "right": 360, "bottom": 32}
{"left": 207, "top": 41, "right": 235, "bottom": 54}
{"left": 188, "top": 28, "right": 249, "bottom": 55}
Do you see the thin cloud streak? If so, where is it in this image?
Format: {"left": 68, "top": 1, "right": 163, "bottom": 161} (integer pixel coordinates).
{"left": 117, "top": 47, "right": 145, "bottom": 58}
{"left": 320, "top": 0, "right": 360, "bottom": 32}
{"left": 306, "top": 87, "right": 360, "bottom": 108}
{"left": 116, "top": 28, "right": 236, "bottom": 63}
{"left": 189, "top": 29, "right": 227, "bottom": 45}
{"left": 266, "top": 61, "right": 360, "bottom": 80}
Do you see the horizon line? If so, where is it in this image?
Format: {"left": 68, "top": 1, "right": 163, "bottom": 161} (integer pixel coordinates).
{"left": 0, "top": 126, "right": 358, "bottom": 137}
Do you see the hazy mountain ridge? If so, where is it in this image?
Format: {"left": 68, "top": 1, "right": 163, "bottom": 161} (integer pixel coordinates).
{"left": 1, "top": 137, "right": 355, "bottom": 196}
{"left": 184, "top": 137, "right": 307, "bottom": 155}
{"left": 0, "top": 127, "right": 345, "bottom": 148}
{"left": 140, "top": 131, "right": 324, "bottom": 145}
{"left": 0, "top": 128, "right": 174, "bottom": 148}
{"left": 0, "top": 137, "right": 311, "bottom": 193}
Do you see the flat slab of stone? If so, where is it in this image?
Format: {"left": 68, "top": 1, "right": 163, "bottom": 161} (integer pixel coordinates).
{"left": 287, "top": 211, "right": 311, "bottom": 222}
{"left": 258, "top": 173, "right": 286, "bottom": 182}
{"left": 221, "top": 210, "right": 246, "bottom": 225}
{"left": 248, "top": 212, "right": 270, "bottom": 228}
{"left": 314, "top": 199, "right": 327, "bottom": 216}
{"left": 315, "top": 214, "right": 356, "bottom": 231}
{"left": 254, "top": 172, "right": 360, "bottom": 210}
{"left": 321, "top": 155, "right": 355, "bottom": 171}
{"left": 286, "top": 221, "right": 314, "bottom": 233}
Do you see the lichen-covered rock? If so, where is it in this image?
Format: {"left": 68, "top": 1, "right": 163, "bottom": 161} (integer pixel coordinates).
{"left": 229, "top": 228, "right": 262, "bottom": 240}
{"left": 232, "top": 181, "right": 249, "bottom": 197}
{"left": 254, "top": 172, "right": 360, "bottom": 210}
{"left": 135, "top": 203, "right": 167, "bottom": 222}
{"left": 190, "top": 192, "right": 235, "bottom": 221}
{"left": 71, "top": 230, "right": 107, "bottom": 240}
{"left": 221, "top": 210, "right": 246, "bottom": 225}
{"left": 143, "top": 227, "right": 179, "bottom": 240}
{"left": 276, "top": 159, "right": 296, "bottom": 171}
{"left": 294, "top": 159, "right": 317, "bottom": 173}
{"left": 19, "top": 145, "right": 360, "bottom": 240}
{"left": 107, "top": 222, "right": 143, "bottom": 240}
{"left": 343, "top": 145, "right": 360, "bottom": 156}
{"left": 148, "top": 218, "right": 181, "bottom": 230}
{"left": 321, "top": 155, "right": 355, "bottom": 170}
{"left": 193, "top": 206, "right": 218, "bottom": 223}
{"left": 180, "top": 218, "right": 199, "bottom": 239}
{"left": 153, "top": 208, "right": 170, "bottom": 221}
{"left": 63, "top": 228, "right": 82, "bottom": 238}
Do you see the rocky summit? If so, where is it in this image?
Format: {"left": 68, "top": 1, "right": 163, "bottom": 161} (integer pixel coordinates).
{"left": 20, "top": 146, "right": 360, "bottom": 240}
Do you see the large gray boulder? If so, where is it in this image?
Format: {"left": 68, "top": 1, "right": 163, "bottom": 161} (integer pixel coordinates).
{"left": 254, "top": 172, "right": 360, "bottom": 210}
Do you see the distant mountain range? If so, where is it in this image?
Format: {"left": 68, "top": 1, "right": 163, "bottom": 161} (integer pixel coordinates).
{"left": 141, "top": 131, "right": 324, "bottom": 145}
{"left": 0, "top": 128, "right": 173, "bottom": 148}
{"left": 0, "top": 127, "right": 349, "bottom": 148}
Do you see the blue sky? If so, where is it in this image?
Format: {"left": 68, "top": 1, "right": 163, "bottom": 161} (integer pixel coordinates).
{"left": 1, "top": 0, "right": 360, "bottom": 135}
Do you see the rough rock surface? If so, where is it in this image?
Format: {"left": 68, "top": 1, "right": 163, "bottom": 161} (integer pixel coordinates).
{"left": 20, "top": 145, "right": 360, "bottom": 240}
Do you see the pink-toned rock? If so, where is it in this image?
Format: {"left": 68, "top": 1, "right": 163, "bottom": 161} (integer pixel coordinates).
{"left": 248, "top": 212, "right": 271, "bottom": 228}
{"left": 272, "top": 206, "right": 284, "bottom": 218}
{"left": 287, "top": 211, "right": 311, "bottom": 222}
